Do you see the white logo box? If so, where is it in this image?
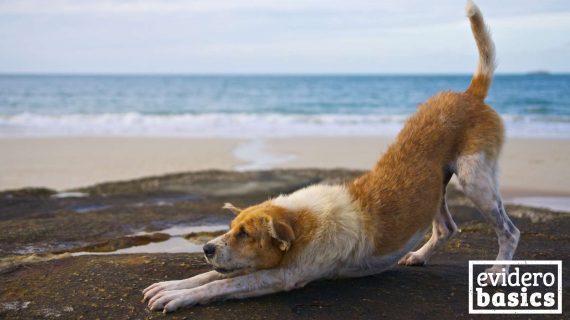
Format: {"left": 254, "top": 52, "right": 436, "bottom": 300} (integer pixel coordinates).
{"left": 468, "top": 260, "right": 562, "bottom": 314}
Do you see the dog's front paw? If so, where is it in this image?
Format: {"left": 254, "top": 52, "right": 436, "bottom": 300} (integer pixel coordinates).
{"left": 143, "top": 280, "right": 186, "bottom": 302}
{"left": 398, "top": 252, "right": 426, "bottom": 266}
{"left": 148, "top": 289, "right": 198, "bottom": 313}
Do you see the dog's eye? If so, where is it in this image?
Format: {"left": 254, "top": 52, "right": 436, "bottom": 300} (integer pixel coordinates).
{"left": 237, "top": 227, "right": 248, "bottom": 238}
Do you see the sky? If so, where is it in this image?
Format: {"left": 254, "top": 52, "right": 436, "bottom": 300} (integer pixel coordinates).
{"left": 0, "top": 0, "right": 569, "bottom": 74}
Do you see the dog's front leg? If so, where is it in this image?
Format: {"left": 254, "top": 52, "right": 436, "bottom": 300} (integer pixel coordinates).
{"left": 143, "top": 270, "right": 238, "bottom": 302}
{"left": 148, "top": 269, "right": 290, "bottom": 313}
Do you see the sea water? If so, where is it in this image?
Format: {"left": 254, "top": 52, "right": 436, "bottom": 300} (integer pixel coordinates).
{"left": 0, "top": 74, "right": 569, "bottom": 138}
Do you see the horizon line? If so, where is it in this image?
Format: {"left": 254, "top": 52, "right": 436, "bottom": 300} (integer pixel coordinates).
{"left": 0, "top": 71, "right": 567, "bottom": 77}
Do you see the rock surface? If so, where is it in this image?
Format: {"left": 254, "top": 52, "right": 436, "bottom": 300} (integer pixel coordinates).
{"left": 0, "top": 169, "right": 568, "bottom": 319}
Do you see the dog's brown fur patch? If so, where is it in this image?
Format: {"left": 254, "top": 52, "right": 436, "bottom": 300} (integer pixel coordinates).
{"left": 228, "top": 203, "right": 318, "bottom": 269}
{"left": 349, "top": 91, "right": 504, "bottom": 255}
{"left": 348, "top": 2, "right": 502, "bottom": 255}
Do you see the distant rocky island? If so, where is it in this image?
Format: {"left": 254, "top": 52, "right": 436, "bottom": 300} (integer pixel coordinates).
{"left": 526, "top": 70, "right": 551, "bottom": 75}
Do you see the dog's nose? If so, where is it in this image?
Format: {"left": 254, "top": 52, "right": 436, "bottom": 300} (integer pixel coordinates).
{"left": 203, "top": 243, "right": 216, "bottom": 258}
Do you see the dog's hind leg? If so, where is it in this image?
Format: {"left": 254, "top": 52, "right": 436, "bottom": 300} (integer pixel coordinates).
{"left": 398, "top": 170, "right": 458, "bottom": 266}
{"left": 456, "top": 152, "right": 520, "bottom": 276}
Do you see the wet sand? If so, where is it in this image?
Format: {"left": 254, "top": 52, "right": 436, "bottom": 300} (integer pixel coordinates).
{"left": 0, "top": 137, "right": 243, "bottom": 190}
{"left": 1, "top": 136, "right": 568, "bottom": 207}
{"left": 266, "top": 137, "right": 570, "bottom": 198}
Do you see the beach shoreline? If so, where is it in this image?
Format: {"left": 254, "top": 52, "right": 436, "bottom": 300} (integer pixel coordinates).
{"left": 1, "top": 136, "right": 568, "bottom": 210}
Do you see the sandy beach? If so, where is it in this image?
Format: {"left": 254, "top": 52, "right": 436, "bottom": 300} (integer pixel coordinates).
{"left": 1, "top": 136, "right": 568, "bottom": 199}
{"left": 266, "top": 137, "right": 570, "bottom": 197}
{"left": 0, "top": 137, "right": 243, "bottom": 191}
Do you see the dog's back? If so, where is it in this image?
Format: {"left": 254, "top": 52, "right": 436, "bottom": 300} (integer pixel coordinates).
{"left": 349, "top": 0, "right": 505, "bottom": 255}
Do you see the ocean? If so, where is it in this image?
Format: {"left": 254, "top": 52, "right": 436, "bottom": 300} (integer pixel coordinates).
{"left": 1, "top": 74, "right": 569, "bottom": 138}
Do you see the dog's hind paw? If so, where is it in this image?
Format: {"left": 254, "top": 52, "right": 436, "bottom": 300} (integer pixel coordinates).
{"left": 398, "top": 252, "right": 426, "bottom": 266}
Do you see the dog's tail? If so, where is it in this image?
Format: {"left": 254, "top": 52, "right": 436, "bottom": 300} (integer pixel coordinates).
{"left": 465, "top": 0, "right": 495, "bottom": 100}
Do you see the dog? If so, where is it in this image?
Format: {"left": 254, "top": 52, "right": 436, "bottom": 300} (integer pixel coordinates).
{"left": 143, "top": 1, "right": 520, "bottom": 313}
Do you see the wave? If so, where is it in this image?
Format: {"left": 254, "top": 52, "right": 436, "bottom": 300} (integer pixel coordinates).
{"left": 1, "top": 112, "right": 569, "bottom": 138}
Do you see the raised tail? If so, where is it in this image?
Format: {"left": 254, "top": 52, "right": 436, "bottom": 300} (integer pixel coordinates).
{"left": 465, "top": 0, "right": 495, "bottom": 100}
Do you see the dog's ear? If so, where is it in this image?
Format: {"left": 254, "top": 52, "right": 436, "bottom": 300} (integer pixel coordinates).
{"left": 222, "top": 203, "right": 242, "bottom": 215}
{"left": 268, "top": 217, "right": 295, "bottom": 252}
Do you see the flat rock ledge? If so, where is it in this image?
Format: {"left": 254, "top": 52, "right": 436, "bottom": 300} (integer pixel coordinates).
{"left": 0, "top": 169, "right": 568, "bottom": 319}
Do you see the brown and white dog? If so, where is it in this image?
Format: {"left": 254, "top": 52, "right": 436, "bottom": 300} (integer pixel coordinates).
{"left": 143, "top": 1, "right": 520, "bottom": 313}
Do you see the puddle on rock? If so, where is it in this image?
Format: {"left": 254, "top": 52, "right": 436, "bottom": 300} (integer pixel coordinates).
{"left": 0, "top": 224, "right": 229, "bottom": 272}
{"left": 63, "top": 233, "right": 170, "bottom": 254}
{"left": 72, "top": 204, "right": 113, "bottom": 214}
{"left": 134, "top": 224, "right": 227, "bottom": 237}
{"left": 72, "top": 224, "right": 228, "bottom": 255}
{"left": 52, "top": 192, "right": 88, "bottom": 198}
{"left": 130, "top": 195, "right": 201, "bottom": 207}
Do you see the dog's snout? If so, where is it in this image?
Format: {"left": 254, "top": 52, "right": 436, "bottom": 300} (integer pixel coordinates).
{"left": 203, "top": 243, "right": 216, "bottom": 258}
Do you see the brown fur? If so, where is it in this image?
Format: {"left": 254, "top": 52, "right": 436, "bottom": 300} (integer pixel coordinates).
{"left": 467, "top": 74, "right": 492, "bottom": 101}
{"left": 228, "top": 203, "right": 318, "bottom": 269}
{"left": 348, "top": 2, "right": 501, "bottom": 255}
{"left": 349, "top": 93, "right": 504, "bottom": 255}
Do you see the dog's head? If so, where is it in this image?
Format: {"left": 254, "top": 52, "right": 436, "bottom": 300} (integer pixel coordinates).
{"left": 203, "top": 202, "right": 295, "bottom": 273}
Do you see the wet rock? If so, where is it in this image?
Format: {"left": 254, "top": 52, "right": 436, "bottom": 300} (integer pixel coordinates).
{"left": 0, "top": 169, "right": 361, "bottom": 258}
{"left": 73, "top": 169, "right": 361, "bottom": 197}
{"left": 0, "top": 253, "right": 71, "bottom": 274}
{"left": 0, "top": 187, "right": 56, "bottom": 199}
{"left": 0, "top": 169, "right": 568, "bottom": 319}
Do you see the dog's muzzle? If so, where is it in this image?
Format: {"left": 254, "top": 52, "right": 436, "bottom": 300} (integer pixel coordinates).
{"left": 203, "top": 243, "right": 216, "bottom": 259}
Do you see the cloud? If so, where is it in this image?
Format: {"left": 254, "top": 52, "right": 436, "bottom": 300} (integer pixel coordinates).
{"left": 0, "top": 0, "right": 418, "bottom": 14}
{"left": 0, "top": 0, "right": 568, "bottom": 73}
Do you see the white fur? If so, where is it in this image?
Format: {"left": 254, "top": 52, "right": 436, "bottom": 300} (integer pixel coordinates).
{"left": 465, "top": 0, "right": 478, "bottom": 18}
{"left": 143, "top": 271, "right": 227, "bottom": 302}
{"left": 399, "top": 194, "right": 458, "bottom": 266}
{"left": 148, "top": 269, "right": 288, "bottom": 312}
{"left": 456, "top": 152, "right": 520, "bottom": 276}
{"left": 339, "top": 230, "right": 426, "bottom": 278}
{"left": 272, "top": 184, "right": 374, "bottom": 274}
{"left": 203, "top": 184, "right": 373, "bottom": 273}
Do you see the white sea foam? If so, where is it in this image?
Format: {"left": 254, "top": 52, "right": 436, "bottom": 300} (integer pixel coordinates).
{"left": 0, "top": 112, "right": 569, "bottom": 138}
